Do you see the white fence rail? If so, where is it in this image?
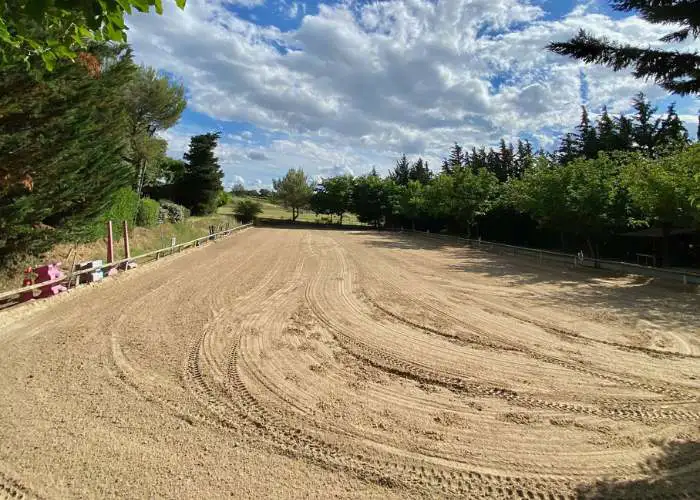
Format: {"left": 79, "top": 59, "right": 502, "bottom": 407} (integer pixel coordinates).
{"left": 0, "top": 224, "right": 253, "bottom": 303}
{"left": 403, "top": 230, "right": 700, "bottom": 286}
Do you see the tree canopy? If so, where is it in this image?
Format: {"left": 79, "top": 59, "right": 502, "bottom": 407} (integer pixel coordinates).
{"left": 0, "top": 0, "right": 186, "bottom": 70}
{"left": 272, "top": 169, "right": 313, "bottom": 221}
{"left": 176, "top": 133, "right": 224, "bottom": 215}
{"left": 548, "top": 1, "right": 700, "bottom": 95}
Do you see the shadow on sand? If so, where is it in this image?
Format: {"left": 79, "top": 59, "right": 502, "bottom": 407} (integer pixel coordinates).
{"left": 575, "top": 440, "right": 700, "bottom": 499}
{"left": 352, "top": 231, "right": 700, "bottom": 335}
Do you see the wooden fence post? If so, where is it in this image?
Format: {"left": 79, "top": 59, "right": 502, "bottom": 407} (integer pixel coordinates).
{"left": 106, "top": 220, "right": 114, "bottom": 264}
{"left": 123, "top": 220, "right": 131, "bottom": 261}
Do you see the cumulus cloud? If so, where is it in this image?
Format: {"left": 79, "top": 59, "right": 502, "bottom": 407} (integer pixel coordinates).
{"left": 246, "top": 151, "right": 270, "bottom": 161}
{"left": 128, "top": 0, "right": 700, "bottom": 185}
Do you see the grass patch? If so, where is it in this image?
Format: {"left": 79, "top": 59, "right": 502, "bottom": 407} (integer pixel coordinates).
{"left": 227, "top": 196, "right": 365, "bottom": 226}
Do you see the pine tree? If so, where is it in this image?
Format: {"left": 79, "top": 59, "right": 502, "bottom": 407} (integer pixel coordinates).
{"left": 498, "top": 139, "right": 515, "bottom": 181}
{"left": 515, "top": 139, "right": 534, "bottom": 178}
{"left": 177, "top": 133, "right": 224, "bottom": 215}
{"left": 273, "top": 168, "right": 313, "bottom": 221}
{"left": 390, "top": 154, "right": 411, "bottom": 186}
{"left": 557, "top": 133, "right": 581, "bottom": 165}
{"left": 409, "top": 158, "right": 432, "bottom": 185}
{"left": 486, "top": 148, "right": 507, "bottom": 182}
{"left": 616, "top": 114, "right": 635, "bottom": 151}
{"left": 657, "top": 103, "right": 690, "bottom": 152}
{"left": 631, "top": 92, "right": 661, "bottom": 156}
{"left": 446, "top": 143, "right": 464, "bottom": 174}
{"left": 577, "top": 106, "right": 599, "bottom": 159}
{"left": 597, "top": 106, "right": 618, "bottom": 152}
{"left": 548, "top": 1, "right": 700, "bottom": 95}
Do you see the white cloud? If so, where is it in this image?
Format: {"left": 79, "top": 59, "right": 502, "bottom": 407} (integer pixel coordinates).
{"left": 128, "top": 0, "right": 700, "bottom": 185}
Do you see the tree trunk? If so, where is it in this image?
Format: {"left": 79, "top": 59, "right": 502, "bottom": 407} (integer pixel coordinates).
{"left": 292, "top": 207, "right": 297, "bottom": 221}
{"left": 586, "top": 237, "right": 599, "bottom": 268}
{"left": 339, "top": 213, "right": 343, "bottom": 226}
{"left": 411, "top": 219, "right": 416, "bottom": 231}
{"left": 662, "top": 223, "right": 671, "bottom": 267}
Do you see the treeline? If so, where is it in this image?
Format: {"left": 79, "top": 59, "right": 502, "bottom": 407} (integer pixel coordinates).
{"left": 1, "top": 43, "right": 226, "bottom": 267}
{"left": 280, "top": 94, "right": 700, "bottom": 267}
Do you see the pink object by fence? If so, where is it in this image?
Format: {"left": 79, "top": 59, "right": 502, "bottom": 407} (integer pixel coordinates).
{"left": 20, "top": 267, "right": 35, "bottom": 302}
{"left": 34, "top": 263, "right": 67, "bottom": 298}
{"left": 107, "top": 220, "right": 114, "bottom": 264}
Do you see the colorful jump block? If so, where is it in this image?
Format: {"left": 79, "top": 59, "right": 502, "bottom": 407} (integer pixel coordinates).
{"left": 77, "top": 260, "right": 104, "bottom": 283}
{"left": 33, "top": 263, "right": 66, "bottom": 298}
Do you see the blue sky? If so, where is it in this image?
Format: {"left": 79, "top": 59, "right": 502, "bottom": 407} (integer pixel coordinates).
{"left": 126, "top": 0, "right": 699, "bottom": 188}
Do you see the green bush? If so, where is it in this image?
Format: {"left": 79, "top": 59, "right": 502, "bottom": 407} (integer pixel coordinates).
{"left": 136, "top": 198, "right": 160, "bottom": 227}
{"left": 99, "top": 187, "right": 139, "bottom": 239}
{"left": 158, "top": 200, "right": 189, "bottom": 223}
{"left": 234, "top": 198, "right": 263, "bottom": 223}
{"left": 217, "top": 190, "right": 233, "bottom": 207}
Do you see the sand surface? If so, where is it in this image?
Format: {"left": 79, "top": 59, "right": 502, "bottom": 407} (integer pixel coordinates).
{"left": 1, "top": 228, "right": 698, "bottom": 499}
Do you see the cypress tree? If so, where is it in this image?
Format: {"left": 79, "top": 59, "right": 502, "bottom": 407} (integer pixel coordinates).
{"left": 548, "top": 1, "right": 700, "bottom": 95}
{"left": 177, "top": 133, "right": 224, "bottom": 215}
{"left": 0, "top": 44, "right": 137, "bottom": 264}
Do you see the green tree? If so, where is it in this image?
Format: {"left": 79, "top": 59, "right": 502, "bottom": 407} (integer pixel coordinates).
{"left": 508, "top": 156, "right": 576, "bottom": 247}
{"left": 234, "top": 198, "right": 263, "bottom": 224}
{"left": 0, "top": 0, "right": 187, "bottom": 70}
{"left": 396, "top": 180, "right": 425, "bottom": 230}
{"left": 597, "top": 106, "right": 618, "bottom": 152}
{"left": 323, "top": 175, "right": 354, "bottom": 224}
{"left": 390, "top": 154, "right": 411, "bottom": 186}
{"left": 632, "top": 92, "right": 661, "bottom": 156}
{"left": 272, "top": 168, "right": 313, "bottom": 221}
{"left": 351, "top": 175, "right": 392, "bottom": 228}
{"left": 548, "top": 1, "right": 700, "bottom": 95}
{"left": 514, "top": 139, "right": 534, "bottom": 179}
{"left": 657, "top": 103, "right": 690, "bottom": 153}
{"left": 409, "top": 157, "right": 432, "bottom": 185}
{"left": 176, "top": 132, "right": 224, "bottom": 215}
{"left": 577, "top": 106, "right": 599, "bottom": 159}
{"left": 622, "top": 145, "right": 700, "bottom": 266}
{"left": 557, "top": 133, "right": 581, "bottom": 165}
{"left": 124, "top": 66, "right": 186, "bottom": 195}
{"left": 0, "top": 43, "right": 136, "bottom": 264}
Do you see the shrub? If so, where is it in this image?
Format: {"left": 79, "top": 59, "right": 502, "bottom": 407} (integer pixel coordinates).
{"left": 136, "top": 198, "right": 161, "bottom": 227}
{"left": 217, "top": 190, "right": 233, "bottom": 207}
{"left": 234, "top": 198, "right": 263, "bottom": 223}
{"left": 98, "top": 187, "right": 140, "bottom": 239}
{"left": 158, "top": 200, "right": 189, "bottom": 224}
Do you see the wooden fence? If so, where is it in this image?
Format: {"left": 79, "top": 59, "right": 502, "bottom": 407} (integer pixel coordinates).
{"left": 0, "top": 223, "right": 253, "bottom": 304}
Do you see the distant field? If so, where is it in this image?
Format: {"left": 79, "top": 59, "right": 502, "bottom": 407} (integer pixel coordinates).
{"left": 225, "top": 196, "right": 366, "bottom": 226}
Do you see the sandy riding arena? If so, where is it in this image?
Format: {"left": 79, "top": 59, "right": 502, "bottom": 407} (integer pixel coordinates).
{"left": 1, "top": 228, "right": 698, "bottom": 499}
